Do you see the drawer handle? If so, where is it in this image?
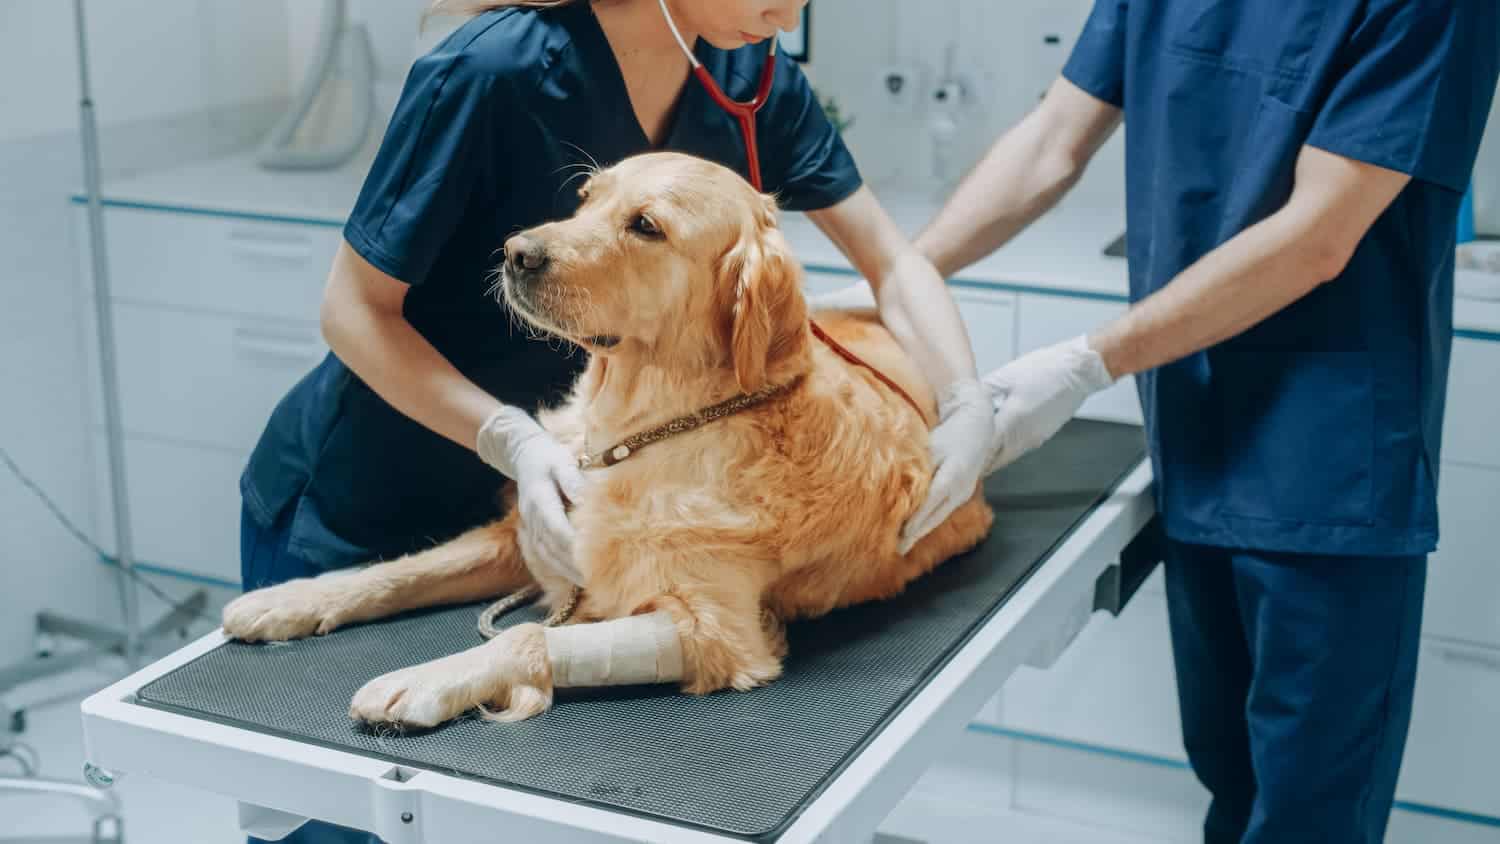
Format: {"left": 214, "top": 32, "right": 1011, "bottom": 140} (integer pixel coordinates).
{"left": 1437, "top": 646, "right": 1500, "bottom": 674}
{"left": 226, "top": 228, "right": 317, "bottom": 264}
{"left": 233, "top": 328, "right": 324, "bottom": 365}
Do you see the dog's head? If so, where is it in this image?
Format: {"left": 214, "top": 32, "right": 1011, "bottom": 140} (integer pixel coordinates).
{"left": 499, "top": 152, "right": 808, "bottom": 390}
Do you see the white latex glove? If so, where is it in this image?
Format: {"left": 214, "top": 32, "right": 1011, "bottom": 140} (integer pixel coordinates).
{"left": 982, "top": 334, "right": 1115, "bottom": 474}
{"left": 899, "top": 378, "right": 998, "bottom": 554}
{"left": 805, "top": 280, "right": 877, "bottom": 311}
{"left": 476, "top": 406, "right": 586, "bottom": 585}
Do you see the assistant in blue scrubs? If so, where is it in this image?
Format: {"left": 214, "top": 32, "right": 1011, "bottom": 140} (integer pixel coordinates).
{"left": 1058, "top": 1, "right": 1499, "bottom": 841}
{"left": 237, "top": 5, "right": 860, "bottom": 843}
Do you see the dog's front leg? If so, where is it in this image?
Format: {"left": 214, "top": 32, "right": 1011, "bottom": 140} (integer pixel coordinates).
{"left": 348, "top": 607, "right": 690, "bottom": 728}
{"left": 349, "top": 622, "right": 553, "bottom": 728}
{"left": 224, "top": 514, "right": 532, "bottom": 642}
{"left": 347, "top": 582, "right": 781, "bottom": 728}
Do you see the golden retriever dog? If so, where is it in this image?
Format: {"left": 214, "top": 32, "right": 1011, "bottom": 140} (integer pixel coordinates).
{"left": 221, "top": 152, "right": 993, "bottom": 727}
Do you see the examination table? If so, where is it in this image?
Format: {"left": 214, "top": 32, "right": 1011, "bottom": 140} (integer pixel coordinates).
{"left": 80, "top": 419, "right": 1158, "bottom": 844}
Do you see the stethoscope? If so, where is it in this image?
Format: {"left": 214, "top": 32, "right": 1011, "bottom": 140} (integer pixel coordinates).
{"left": 652, "top": 1, "right": 927, "bottom": 418}
{"left": 656, "top": 0, "right": 778, "bottom": 191}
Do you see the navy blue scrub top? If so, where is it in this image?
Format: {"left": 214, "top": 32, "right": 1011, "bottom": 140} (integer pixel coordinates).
{"left": 1063, "top": 0, "right": 1499, "bottom": 556}
{"left": 241, "top": 4, "right": 863, "bottom": 569}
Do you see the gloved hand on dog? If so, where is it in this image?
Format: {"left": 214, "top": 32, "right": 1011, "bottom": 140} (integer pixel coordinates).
{"left": 477, "top": 406, "right": 586, "bottom": 585}
{"left": 981, "top": 334, "right": 1116, "bottom": 474}
{"left": 899, "top": 377, "right": 997, "bottom": 553}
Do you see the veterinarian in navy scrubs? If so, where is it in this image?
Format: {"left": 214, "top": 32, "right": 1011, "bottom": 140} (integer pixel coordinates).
{"left": 237, "top": 3, "right": 994, "bottom": 841}
{"left": 906, "top": 1, "right": 1500, "bottom": 841}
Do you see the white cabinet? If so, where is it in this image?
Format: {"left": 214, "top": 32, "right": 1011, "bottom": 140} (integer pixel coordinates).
{"left": 801, "top": 267, "right": 859, "bottom": 299}
{"left": 74, "top": 204, "right": 331, "bottom": 587}
{"left": 1015, "top": 293, "right": 1142, "bottom": 423}
{"left": 83, "top": 205, "right": 338, "bottom": 321}
{"left": 952, "top": 287, "right": 1018, "bottom": 372}
{"left": 993, "top": 590, "right": 1186, "bottom": 764}
{"left": 94, "top": 302, "right": 324, "bottom": 451}
{"left": 90, "top": 433, "right": 246, "bottom": 586}
{"left": 1397, "top": 638, "right": 1500, "bottom": 820}
{"left": 1425, "top": 463, "right": 1500, "bottom": 649}
{"left": 1444, "top": 338, "right": 1500, "bottom": 470}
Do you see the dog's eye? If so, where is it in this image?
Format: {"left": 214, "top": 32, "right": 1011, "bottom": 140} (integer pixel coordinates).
{"left": 630, "top": 213, "right": 664, "bottom": 239}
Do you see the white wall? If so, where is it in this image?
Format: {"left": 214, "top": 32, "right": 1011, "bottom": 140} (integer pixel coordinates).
{"left": 279, "top": 0, "right": 1111, "bottom": 199}
{"left": 801, "top": 0, "right": 1103, "bottom": 194}
{"left": 0, "top": 2, "right": 289, "bottom": 667}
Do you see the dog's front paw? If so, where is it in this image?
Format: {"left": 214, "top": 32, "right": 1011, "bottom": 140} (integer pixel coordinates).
{"left": 348, "top": 624, "right": 554, "bottom": 728}
{"left": 222, "top": 578, "right": 352, "bottom": 642}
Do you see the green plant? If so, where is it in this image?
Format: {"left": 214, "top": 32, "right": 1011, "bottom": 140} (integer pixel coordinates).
{"left": 818, "top": 91, "right": 855, "bottom": 133}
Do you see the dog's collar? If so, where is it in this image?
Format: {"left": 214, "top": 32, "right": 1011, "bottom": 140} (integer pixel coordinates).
{"left": 577, "top": 374, "right": 805, "bottom": 469}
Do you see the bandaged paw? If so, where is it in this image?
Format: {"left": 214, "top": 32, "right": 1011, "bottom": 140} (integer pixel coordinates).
{"left": 542, "top": 611, "right": 684, "bottom": 687}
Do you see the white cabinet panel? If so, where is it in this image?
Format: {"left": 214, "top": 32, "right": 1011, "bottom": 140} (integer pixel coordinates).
{"left": 1016, "top": 293, "right": 1142, "bottom": 423}
{"left": 1397, "top": 639, "right": 1500, "bottom": 821}
{"left": 97, "top": 302, "right": 324, "bottom": 453}
{"left": 77, "top": 205, "right": 338, "bottom": 322}
{"left": 91, "top": 433, "right": 245, "bottom": 587}
{"left": 1444, "top": 338, "right": 1500, "bottom": 469}
{"left": 1425, "top": 464, "right": 1500, "bottom": 649}
{"left": 801, "top": 268, "right": 859, "bottom": 299}
{"left": 995, "top": 590, "right": 1186, "bottom": 763}
{"left": 953, "top": 287, "right": 1018, "bottom": 373}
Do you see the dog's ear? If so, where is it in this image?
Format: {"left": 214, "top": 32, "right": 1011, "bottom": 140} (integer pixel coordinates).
{"left": 719, "top": 197, "right": 805, "bottom": 391}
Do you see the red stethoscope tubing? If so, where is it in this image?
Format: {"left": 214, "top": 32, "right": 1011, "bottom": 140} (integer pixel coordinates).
{"left": 656, "top": 0, "right": 776, "bottom": 189}
{"left": 690, "top": 42, "right": 777, "bottom": 191}
{"left": 658, "top": 2, "right": 928, "bottom": 419}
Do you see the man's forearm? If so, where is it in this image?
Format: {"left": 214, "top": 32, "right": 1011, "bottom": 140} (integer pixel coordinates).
{"left": 916, "top": 78, "right": 1122, "bottom": 278}
{"left": 914, "top": 119, "right": 1081, "bottom": 279}
{"left": 1089, "top": 208, "right": 1345, "bottom": 379}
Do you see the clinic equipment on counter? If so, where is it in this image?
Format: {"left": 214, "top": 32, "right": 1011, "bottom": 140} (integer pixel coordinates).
{"left": 81, "top": 420, "right": 1161, "bottom": 844}
{"left": 257, "top": 0, "right": 376, "bottom": 172}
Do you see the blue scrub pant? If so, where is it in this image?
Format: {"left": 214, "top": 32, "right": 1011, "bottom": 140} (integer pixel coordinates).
{"left": 1163, "top": 540, "right": 1425, "bottom": 844}
{"left": 241, "top": 501, "right": 385, "bottom": 844}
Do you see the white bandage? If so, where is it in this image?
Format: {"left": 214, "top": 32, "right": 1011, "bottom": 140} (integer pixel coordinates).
{"left": 542, "top": 611, "right": 685, "bottom": 687}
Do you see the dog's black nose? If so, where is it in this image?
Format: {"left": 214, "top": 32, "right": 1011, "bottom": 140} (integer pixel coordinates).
{"left": 506, "top": 235, "right": 548, "bottom": 274}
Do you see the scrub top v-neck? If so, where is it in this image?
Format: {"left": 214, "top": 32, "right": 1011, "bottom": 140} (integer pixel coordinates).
{"left": 241, "top": 3, "right": 863, "bottom": 570}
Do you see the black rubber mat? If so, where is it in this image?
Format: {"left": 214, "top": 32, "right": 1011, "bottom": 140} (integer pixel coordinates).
{"left": 137, "top": 419, "right": 1145, "bottom": 841}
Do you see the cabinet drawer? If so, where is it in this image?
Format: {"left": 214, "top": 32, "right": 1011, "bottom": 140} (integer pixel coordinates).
{"left": 995, "top": 590, "right": 1186, "bottom": 763}
{"left": 953, "top": 287, "right": 1018, "bottom": 373}
{"left": 85, "top": 302, "right": 325, "bottom": 453}
{"left": 1396, "top": 639, "right": 1500, "bottom": 820}
{"left": 91, "top": 433, "right": 245, "bottom": 587}
{"left": 1016, "top": 293, "right": 1142, "bottom": 423}
{"left": 801, "top": 268, "right": 860, "bottom": 299}
{"left": 76, "top": 205, "right": 338, "bottom": 321}
{"left": 1443, "top": 337, "right": 1500, "bottom": 469}
{"left": 1425, "top": 464, "right": 1500, "bottom": 648}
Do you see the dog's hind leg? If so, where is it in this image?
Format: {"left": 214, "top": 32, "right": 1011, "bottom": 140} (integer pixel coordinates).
{"left": 223, "top": 512, "right": 532, "bottom": 643}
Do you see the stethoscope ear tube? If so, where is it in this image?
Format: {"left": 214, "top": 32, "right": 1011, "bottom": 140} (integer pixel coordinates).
{"left": 656, "top": 0, "right": 778, "bottom": 189}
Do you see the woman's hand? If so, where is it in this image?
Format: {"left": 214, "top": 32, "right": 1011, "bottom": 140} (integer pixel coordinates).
{"left": 476, "top": 407, "right": 587, "bottom": 585}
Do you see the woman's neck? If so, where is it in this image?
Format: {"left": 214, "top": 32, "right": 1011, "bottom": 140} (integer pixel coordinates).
{"left": 590, "top": 0, "right": 695, "bottom": 58}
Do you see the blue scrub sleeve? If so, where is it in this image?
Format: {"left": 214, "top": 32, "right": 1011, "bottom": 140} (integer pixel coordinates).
{"left": 1305, "top": 0, "right": 1500, "bottom": 194}
{"left": 343, "top": 52, "right": 504, "bottom": 285}
{"left": 1061, "top": 0, "right": 1129, "bottom": 108}
{"left": 761, "top": 52, "right": 864, "bottom": 213}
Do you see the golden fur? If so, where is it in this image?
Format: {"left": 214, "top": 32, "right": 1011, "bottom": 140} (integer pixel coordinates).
{"left": 222, "top": 152, "right": 993, "bottom": 726}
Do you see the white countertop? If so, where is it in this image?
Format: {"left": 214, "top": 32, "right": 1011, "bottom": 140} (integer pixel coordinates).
{"left": 78, "top": 150, "right": 1500, "bottom": 337}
